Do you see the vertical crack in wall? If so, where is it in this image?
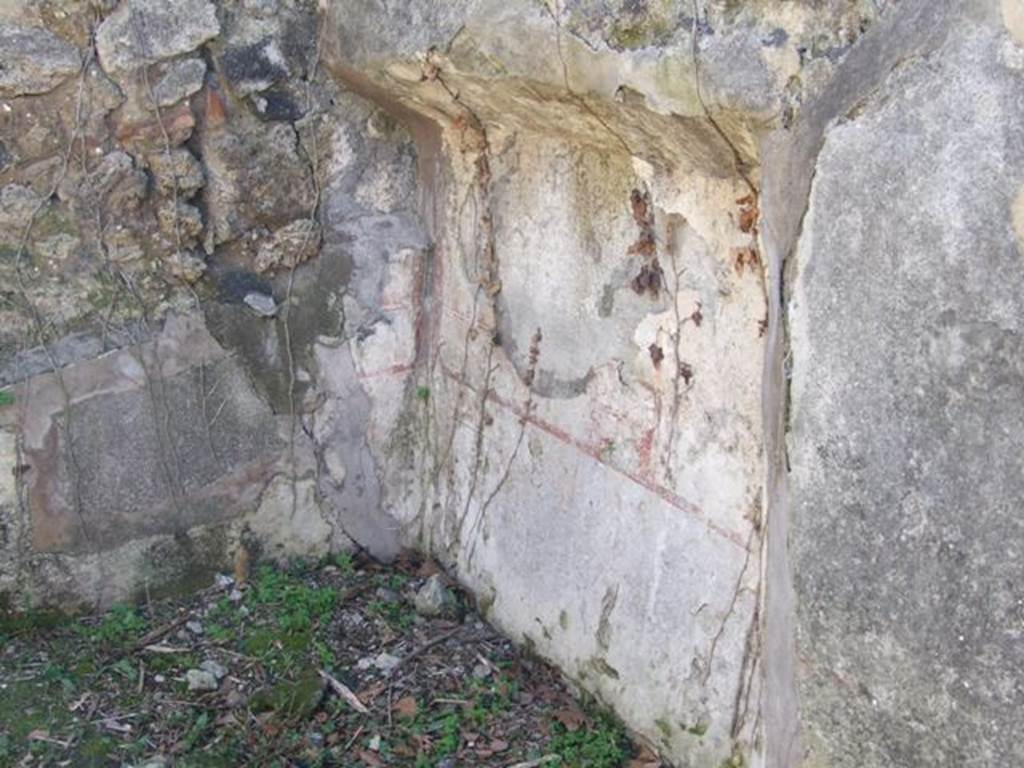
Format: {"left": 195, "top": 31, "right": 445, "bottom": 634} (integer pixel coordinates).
{"left": 688, "top": 3, "right": 768, "bottom": 760}
{"left": 281, "top": 19, "right": 325, "bottom": 524}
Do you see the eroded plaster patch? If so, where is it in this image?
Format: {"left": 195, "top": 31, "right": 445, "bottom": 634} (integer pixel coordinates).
{"left": 1013, "top": 185, "right": 1024, "bottom": 248}
{"left": 1003, "top": 0, "right": 1024, "bottom": 46}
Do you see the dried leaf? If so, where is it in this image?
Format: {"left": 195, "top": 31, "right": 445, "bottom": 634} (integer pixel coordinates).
{"left": 358, "top": 749, "right": 385, "bottom": 767}
{"left": 635, "top": 744, "right": 658, "bottom": 759}
{"left": 648, "top": 343, "right": 664, "bottom": 368}
{"left": 627, "top": 235, "right": 657, "bottom": 257}
{"left": 733, "top": 247, "right": 760, "bottom": 276}
{"left": 393, "top": 742, "right": 416, "bottom": 757}
{"left": 233, "top": 544, "right": 250, "bottom": 587}
{"left": 630, "top": 189, "right": 651, "bottom": 224}
{"left": 393, "top": 696, "right": 418, "bottom": 718}
{"left": 553, "top": 706, "right": 587, "bottom": 732}
{"left": 679, "top": 362, "right": 694, "bottom": 386}
{"left": 631, "top": 260, "right": 664, "bottom": 297}
{"left": 738, "top": 205, "right": 759, "bottom": 233}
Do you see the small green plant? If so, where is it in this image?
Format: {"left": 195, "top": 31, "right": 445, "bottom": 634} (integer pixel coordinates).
{"left": 547, "top": 711, "right": 630, "bottom": 768}
{"left": 434, "top": 711, "right": 461, "bottom": 758}
{"left": 314, "top": 639, "right": 336, "bottom": 668}
{"left": 374, "top": 571, "right": 410, "bottom": 591}
{"left": 465, "top": 674, "right": 515, "bottom": 727}
{"left": 109, "top": 658, "right": 138, "bottom": 683}
{"left": 250, "top": 566, "right": 337, "bottom": 633}
{"left": 367, "top": 598, "right": 414, "bottom": 631}
{"left": 332, "top": 550, "right": 356, "bottom": 575}
{"left": 182, "top": 710, "right": 211, "bottom": 752}
{"left": 416, "top": 386, "right": 431, "bottom": 401}
{"left": 79, "top": 604, "right": 147, "bottom": 648}
{"left": 0, "top": 390, "right": 14, "bottom": 407}
{"left": 206, "top": 622, "right": 233, "bottom": 643}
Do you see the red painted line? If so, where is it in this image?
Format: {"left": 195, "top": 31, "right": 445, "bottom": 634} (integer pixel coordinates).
{"left": 379, "top": 301, "right": 414, "bottom": 312}
{"left": 439, "top": 363, "right": 748, "bottom": 549}
{"left": 406, "top": 185, "right": 746, "bottom": 551}
{"left": 357, "top": 362, "right": 416, "bottom": 380}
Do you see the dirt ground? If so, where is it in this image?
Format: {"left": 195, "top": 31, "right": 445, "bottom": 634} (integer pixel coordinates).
{"left": 0, "top": 552, "right": 663, "bottom": 767}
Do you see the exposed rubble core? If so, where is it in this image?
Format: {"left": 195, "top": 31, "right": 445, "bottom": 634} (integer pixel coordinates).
{"left": 1, "top": 1, "right": 1021, "bottom": 766}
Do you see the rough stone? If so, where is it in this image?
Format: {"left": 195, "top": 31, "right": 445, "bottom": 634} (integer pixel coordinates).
{"left": 200, "top": 122, "right": 316, "bottom": 250}
{"left": 0, "top": 24, "right": 81, "bottom": 97}
{"left": 150, "top": 57, "right": 206, "bottom": 107}
{"left": 242, "top": 292, "right": 277, "bottom": 317}
{"left": 95, "top": 0, "right": 220, "bottom": 75}
{"left": 147, "top": 148, "right": 205, "bottom": 196}
{"left": 372, "top": 652, "right": 400, "bottom": 673}
{"left": 413, "top": 574, "right": 455, "bottom": 618}
{"left": 157, "top": 202, "right": 203, "bottom": 247}
{"left": 220, "top": 37, "right": 290, "bottom": 95}
{"left": 165, "top": 250, "right": 207, "bottom": 283}
{"left": 254, "top": 218, "right": 320, "bottom": 274}
{"left": 214, "top": 573, "right": 234, "bottom": 589}
{"left": 199, "top": 659, "right": 228, "bottom": 680}
{"left": 59, "top": 150, "right": 148, "bottom": 214}
{"left": 185, "top": 668, "right": 218, "bottom": 691}
{"left": 0, "top": 185, "right": 42, "bottom": 230}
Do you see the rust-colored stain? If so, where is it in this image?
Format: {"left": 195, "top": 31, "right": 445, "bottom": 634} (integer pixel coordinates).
{"left": 679, "top": 362, "right": 694, "bottom": 386}
{"left": 733, "top": 246, "right": 761, "bottom": 277}
{"left": 116, "top": 101, "right": 195, "bottom": 147}
{"left": 648, "top": 343, "right": 664, "bottom": 368}
{"left": 690, "top": 301, "right": 704, "bottom": 328}
{"left": 631, "top": 260, "right": 664, "bottom": 297}
{"left": 736, "top": 193, "right": 759, "bottom": 233}
{"left": 204, "top": 86, "right": 227, "bottom": 128}
{"left": 26, "top": 420, "right": 74, "bottom": 553}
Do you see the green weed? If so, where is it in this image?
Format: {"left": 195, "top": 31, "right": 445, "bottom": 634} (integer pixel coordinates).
{"left": 547, "top": 711, "right": 630, "bottom": 768}
{"left": 250, "top": 566, "right": 338, "bottom": 633}
{"left": 78, "top": 604, "right": 147, "bottom": 648}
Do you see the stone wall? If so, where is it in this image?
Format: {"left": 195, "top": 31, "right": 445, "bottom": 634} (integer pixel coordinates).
{"left": 0, "top": 0, "right": 429, "bottom": 609}
{"left": 2, "top": 0, "right": 1022, "bottom": 766}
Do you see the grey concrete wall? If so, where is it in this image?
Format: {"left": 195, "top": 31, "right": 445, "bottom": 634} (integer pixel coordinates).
{"left": 775, "top": 1, "right": 1024, "bottom": 764}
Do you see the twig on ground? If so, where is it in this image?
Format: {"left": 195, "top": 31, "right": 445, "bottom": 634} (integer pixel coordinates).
{"left": 343, "top": 724, "right": 365, "bottom": 753}
{"left": 506, "top": 756, "right": 560, "bottom": 768}
{"left": 142, "top": 644, "right": 190, "bottom": 654}
{"left": 131, "top": 614, "right": 190, "bottom": 652}
{"left": 385, "top": 626, "right": 463, "bottom": 680}
{"left": 319, "top": 669, "right": 370, "bottom": 714}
